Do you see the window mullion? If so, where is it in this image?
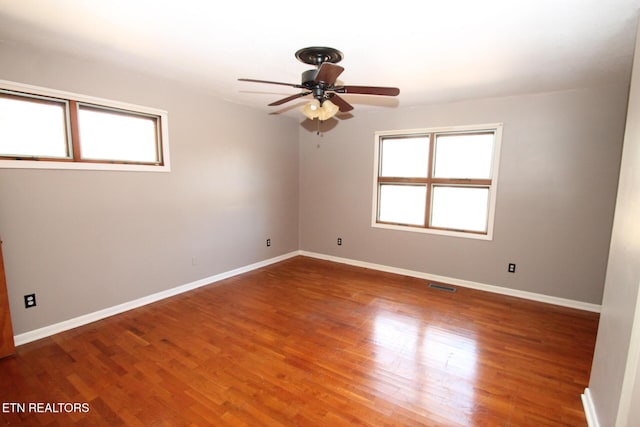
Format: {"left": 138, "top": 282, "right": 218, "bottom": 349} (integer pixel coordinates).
{"left": 377, "top": 177, "right": 429, "bottom": 184}
{"left": 424, "top": 133, "right": 435, "bottom": 228}
{"left": 68, "top": 101, "right": 82, "bottom": 161}
{"left": 431, "top": 178, "right": 492, "bottom": 186}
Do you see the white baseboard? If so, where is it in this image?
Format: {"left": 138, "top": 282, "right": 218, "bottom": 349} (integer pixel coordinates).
{"left": 15, "top": 249, "right": 600, "bottom": 346}
{"left": 14, "top": 251, "right": 299, "bottom": 346}
{"left": 299, "top": 250, "right": 602, "bottom": 313}
{"left": 582, "top": 388, "right": 601, "bottom": 427}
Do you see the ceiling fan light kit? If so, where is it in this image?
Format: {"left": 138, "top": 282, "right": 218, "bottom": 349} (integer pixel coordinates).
{"left": 301, "top": 98, "right": 339, "bottom": 120}
{"left": 238, "top": 47, "right": 400, "bottom": 121}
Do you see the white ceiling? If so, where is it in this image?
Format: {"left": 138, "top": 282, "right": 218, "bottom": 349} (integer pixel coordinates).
{"left": 0, "top": 0, "right": 638, "bottom": 117}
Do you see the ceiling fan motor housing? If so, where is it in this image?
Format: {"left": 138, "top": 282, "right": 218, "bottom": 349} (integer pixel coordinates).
{"left": 302, "top": 69, "right": 319, "bottom": 87}
{"left": 301, "top": 69, "right": 330, "bottom": 103}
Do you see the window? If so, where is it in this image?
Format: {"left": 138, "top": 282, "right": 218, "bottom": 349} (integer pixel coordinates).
{"left": 77, "top": 105, "right": 160, "bottom": 163}
{"left": 0, "top": 92, "right": 70, "bottom": 159}
{"left": 373, "top": 124, "right": 502, "bottom": 239}
{"left": 0, "top": 80, "right": 169, "bottom": 171}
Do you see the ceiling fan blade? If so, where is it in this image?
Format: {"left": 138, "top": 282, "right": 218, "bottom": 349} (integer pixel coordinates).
{"left": 335, "top": 85, "right": 400, "bottom": 96}
{"left": 314, "top": 63, "right": 344, "bottom": 86}
{"left": 328, "top": 94, "right": 354, "bottom": 112}
{"left": 268, "top": 92, "right": 311, "bottom": 106}
{"left": 238, "top": 78, "right": 302, "bottom": 88}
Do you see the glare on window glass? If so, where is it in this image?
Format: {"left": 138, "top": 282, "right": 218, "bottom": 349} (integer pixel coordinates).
{"left": 378, "top": 184, "right": 427, "bottom": 226}
{"left": 78, "top": 106, "right": 159, "bottom": 163}
{"left": 0, "top": 95, "right": 69, "bottom": 158}
{"left": 433, "top": 133, "right": 494, "bottom": 179}
{"left": 431, "top": 186, "right": 489, "bottom": 232}
{"left": 380, "top": 136, "right": 429, "bottom": 178}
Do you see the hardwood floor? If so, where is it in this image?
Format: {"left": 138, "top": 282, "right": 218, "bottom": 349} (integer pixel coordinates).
{"left": 0, "top": 256, "right": 598, "bottom": 426}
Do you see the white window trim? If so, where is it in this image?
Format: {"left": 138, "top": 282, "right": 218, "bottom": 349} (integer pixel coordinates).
{"left": 371, "top": 123, "right": 503, "bottom": 241}
{"left": 0, "top": 79, "right": 170, "bottom": 172}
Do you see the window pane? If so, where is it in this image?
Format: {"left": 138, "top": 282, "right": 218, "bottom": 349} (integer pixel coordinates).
{"left": 433, "top": 133, "right": 494, "bottom": 179}
{"left": 431, "top": 186, "right": 489, "bottom": 232}
{"left": 378, "top": 184, "right": 427, "bottom": 226}
{"left": 0, "top": 94, "right": 69, "bottom": 158}
{"left": 78, "top": 105, "right": 159, "bottom": 163}
{"left": 380, "top": 136, "right": 429, "bottom": 178}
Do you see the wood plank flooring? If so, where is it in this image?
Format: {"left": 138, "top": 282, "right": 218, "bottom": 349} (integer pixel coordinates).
{"left": 0, "top": 256, "right": 599, "bottom": 426}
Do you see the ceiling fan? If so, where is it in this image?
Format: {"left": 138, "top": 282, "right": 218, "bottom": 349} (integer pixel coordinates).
{"left": 238, "top": 47, "right": 400, "bottom": 120}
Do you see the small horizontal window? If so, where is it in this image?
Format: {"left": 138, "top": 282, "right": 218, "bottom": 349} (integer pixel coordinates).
{"left": 0, "top": 80, "right": 170, "bottom": 172}
{"left": 0, "top": 92, "right": 70, "bottom": 159}
{"left": 77, "top": 104, "right": 160, "bottom": 164}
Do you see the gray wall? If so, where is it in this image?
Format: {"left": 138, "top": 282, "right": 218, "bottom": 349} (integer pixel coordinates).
{"left": 588, "top": 22, "right": 640, "bottom": 427}
{"left": 0, "top": 41, "right": 300, "bottom": 334}
{"left": 299, "top": 85, "right": 628, "bottom": 304}
{"left": 0, "top": 36, "right": 630, "bottom": 340}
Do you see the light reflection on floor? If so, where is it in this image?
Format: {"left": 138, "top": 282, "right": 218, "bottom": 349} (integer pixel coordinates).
{"left": 372, "top": 310, "right": 478, "bottom": 425}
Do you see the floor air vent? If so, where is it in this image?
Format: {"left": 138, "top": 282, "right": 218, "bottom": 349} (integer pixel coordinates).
{"left": 428, "top": 283, "right": 457, "bottom": 293}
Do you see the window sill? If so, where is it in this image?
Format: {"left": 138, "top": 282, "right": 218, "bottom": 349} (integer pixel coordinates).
{"left": 0, "top": 159, "right": 170, "bottom": 172}
{"left": 371, "top": 221, "right": 493, "bottom": 241}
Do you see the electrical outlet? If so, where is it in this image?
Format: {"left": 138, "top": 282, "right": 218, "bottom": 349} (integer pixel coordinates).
{"left": 337, "top": 237, "right": 342, "bottom": 246}
{"left": 508, "top": 263, "right": 516, "bottom": 273}
{"left": 191, "top": 256, "right": 198, "bottom": 266}
{"left": 24, "top": 293, "right": 36, "bottom": 308}
{"left": 266, "top": 238, "right": 271, "bottom": 247}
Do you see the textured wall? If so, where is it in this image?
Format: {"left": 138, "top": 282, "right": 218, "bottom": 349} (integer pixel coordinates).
{"left": 0, "top": 41, "right": 300, "bottom": 334}
{"left": 299, "top": 85, "right": 628, "bottom": 304}
{"left": 0, "top": 37, "right": 630, "bottom": 339}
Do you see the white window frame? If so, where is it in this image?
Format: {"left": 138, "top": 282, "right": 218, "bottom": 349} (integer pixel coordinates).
{"left": 372, "top": 123, "right": 503, "bottom": 240}
{"left": 0, "top": 79, "right": 170, "bottom": 172}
